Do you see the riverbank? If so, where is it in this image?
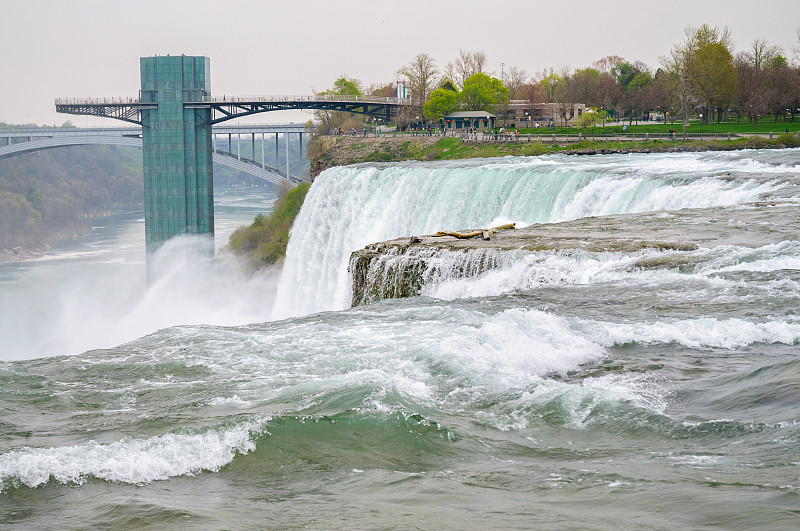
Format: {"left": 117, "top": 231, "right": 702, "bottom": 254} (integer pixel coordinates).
{"left": 308, "top": 133, "right": 800, "bottom": 177}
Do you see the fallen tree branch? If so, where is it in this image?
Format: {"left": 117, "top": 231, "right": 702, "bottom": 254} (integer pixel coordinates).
{"left": 430, "top": 223, "right": 516, "bottom": 240}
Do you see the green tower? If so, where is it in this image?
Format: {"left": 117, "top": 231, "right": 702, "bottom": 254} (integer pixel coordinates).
{"left": 139, "top": 55, "right": 213, "bottom": 254}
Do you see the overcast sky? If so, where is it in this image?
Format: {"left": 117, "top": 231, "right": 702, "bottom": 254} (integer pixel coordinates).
{"left": 1, "top": 0, "right": 797, "bottom": 126}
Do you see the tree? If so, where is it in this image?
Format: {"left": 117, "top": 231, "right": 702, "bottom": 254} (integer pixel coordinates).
{"left": 449, "top": 49, "right": 489, "bottom": 88}
{"left": 423, "top": 88, "right": 458, "bottom": 121}
{"left": 503, "top": 66, "right": 528, "bottom": 99}
{"left": 612, "top": 61, "right": 640, "bottom": 91}
{"left": 794, "top": 27, "right": 800, "bottom": 63}
{"left": 331, "top": 76, "right": 363, "bottom": 96}
{"left": 572, "top": 67, "right": 601, "bottom": 107}
{"left": 593, "top": 55, "right": 625, "bottom": 74}
{"left": 521, "top": 81, "right": 547, "bottom": 124}
{"left": 397, "top": 53, "right": 439, "bottom": 120}
{"left": 663, "top": 25, "right": 734, "bottom": 137}
{"left": 312, "top": 76, "right": 365, "bottom": 132}
{"left": 555, "top": 70, "right": 578, "bottom": 126}
{"left": 626, "top": 72, "right": 654, "bottom": 123}
{"left": 735, "top": 40, "right": 782, "bottom": 129}
{"left": 500, "top": 65, "right": 527, "bottom": 123}
{"left": 538, "top": 69, "right": 561, "bottom": 103}
{"left": 368, "top": 82, "right": 397, "bottom": 98}
{"left": 458, "top": 73, "right": 508, "bottom": 113}
{"left": 765, "top": 55, "right": 796, "bottom": 122}
{"left": 440, "top": 78, "right": 458, "bottom": 92}
{"left": 690, "top": 42, "right": 738, "bottom": 123}
{"left": 595, "top": 73, "right": 622, "bottom": 120}
{"left": 650, "top": 68, "right": 681, "bottom": 124}
{"left": 575, "top": 110, "right": 605, "bottom": 131}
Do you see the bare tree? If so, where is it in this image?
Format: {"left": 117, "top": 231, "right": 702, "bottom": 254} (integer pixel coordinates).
{"left": 794, "top": 27, "right": 800, "bottom": 64}
{"left": 744, "top": 39, "right": 783, "bottom": 70}
{"left": 397, "top": 53, "right": 439, "bottom": 122}
{"left": 452, "top": 49, "right": 488, "bottom": 88}
{"left": 596, "top": 73, "right": 622, "bottom": 119}
{"left": 735, "top": 39, "right": 784, "bottom": 129}
{"left": 504, "top": 66, "right": 528, "bottom": 99}
{"left": 442, "top": 62, "right": 457, "bottom": 86}
{"left": 592, "top": 55, "right": 625, "bottom": 73}
{"left": 472, "top": 51, "right": 489, "bottom": 74}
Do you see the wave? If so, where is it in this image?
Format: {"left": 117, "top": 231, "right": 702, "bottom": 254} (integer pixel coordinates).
{"left": 0, "top": 411, "right": 456, "bottom": 493}
{"left": 0, "top": 417, "right": 268, "bottom": 492}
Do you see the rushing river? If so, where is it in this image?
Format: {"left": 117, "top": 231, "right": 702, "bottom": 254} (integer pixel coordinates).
{"left": 1, "top": 149, "right": 799, "bottom": 529}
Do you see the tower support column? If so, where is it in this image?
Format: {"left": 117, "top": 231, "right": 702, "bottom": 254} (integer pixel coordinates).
{"left": 140, "top": 55, "right": 214, "bottom": 255}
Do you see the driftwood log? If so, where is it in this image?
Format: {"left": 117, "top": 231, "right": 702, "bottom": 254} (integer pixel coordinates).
{"left": 430, "top": 223, "right": 516, "bottom": 240}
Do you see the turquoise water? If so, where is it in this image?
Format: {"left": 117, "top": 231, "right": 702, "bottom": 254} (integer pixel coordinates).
{"left": 2, "top": 151, "right": 800, "bottom": 529}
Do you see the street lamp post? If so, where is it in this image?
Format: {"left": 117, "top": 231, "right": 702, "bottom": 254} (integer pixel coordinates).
{"left": 699, "top": 113, "right": 703, "bottom": 137}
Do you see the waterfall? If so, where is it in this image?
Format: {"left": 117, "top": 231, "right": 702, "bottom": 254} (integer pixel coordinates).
{"left": 274, "top": 152, "right": 782, "bottom": 317}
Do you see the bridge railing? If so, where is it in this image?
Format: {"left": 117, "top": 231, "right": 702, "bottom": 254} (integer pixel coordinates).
{"left": 200, "top": 95, "right": 411, "bottom": 105}
{"left": 56, "top": 95, "right": 413, "bottom": 106}
{"left": 55, "top": 97, "right": 149, "bottom": 105}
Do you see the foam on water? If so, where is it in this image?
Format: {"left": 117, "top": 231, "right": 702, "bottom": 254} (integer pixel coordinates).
{"left": 0, "top": 417, "right": 268, "bottom": 492}
{"left": 407, "top": 241, "right": 800, "bottom": 302}
{"left": 3, "top": 302, "right": 798, "bottom": 491}
{"left": 580, "top": 316, "right": 800, "bottom": 350}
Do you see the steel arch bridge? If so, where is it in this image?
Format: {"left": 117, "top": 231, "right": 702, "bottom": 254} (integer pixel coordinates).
{"left": 55, "top": 94, "right": 409, "bottom": 127}
{"left": 0, "top": 125, "right": 309, "bottom": 186}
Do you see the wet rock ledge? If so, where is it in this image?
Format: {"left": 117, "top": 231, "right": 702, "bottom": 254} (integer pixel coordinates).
{"left": 347, "top": 203, "right": 796, "bottom": 307}
{"left": 347, "top": 217, "right": 698, "bottom": 307}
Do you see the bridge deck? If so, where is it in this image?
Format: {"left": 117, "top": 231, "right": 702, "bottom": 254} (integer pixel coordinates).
{"left": 55, "top": 95, "right": 411, "bottom": 125}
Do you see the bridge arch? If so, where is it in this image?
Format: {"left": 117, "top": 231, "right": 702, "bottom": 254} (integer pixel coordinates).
{"left": 0, "top": 135, "right": 297, "bottom": 186}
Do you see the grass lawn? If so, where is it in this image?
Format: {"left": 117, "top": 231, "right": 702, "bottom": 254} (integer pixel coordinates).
{"left": 515, "top": 117, "right": 799, "bottom": 136}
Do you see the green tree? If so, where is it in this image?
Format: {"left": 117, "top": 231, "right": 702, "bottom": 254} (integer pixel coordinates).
{"left": 331, "top": 76, "right": 363, "bottom": 96}
{"left": 664, "top": 25, "right": 735, "bottom": 135}
{"left": 691, "top": 42, "right": 738, "bottom": 123}
{"left": 423, "top": 88, "right": 458, "bottom": 121}
{"left": 458, "top": 73, "right": 508, "bottom": 113}
{"left": 612, "top": 61, "right": 638, "bottom": 90}
{"left": 626, "top": 72, "right": 654, "bottom": 123}
{"left": 440, "top": 78, "right": 458, "bottom": 92}
{"left": 313, "top": 76, "right": 365, "bottom": 132}
{"left": 575, "top": 110, "right": 605, "bottom": 131}
{"left": 571, "top": 67, "right": 601, "bottom": 107}
{"left": 539, "top": 71, "right": 561, "bottom": 103}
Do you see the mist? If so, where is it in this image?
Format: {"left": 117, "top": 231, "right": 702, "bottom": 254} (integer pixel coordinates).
{"left": 0, "top": 236, "right": 281, "bottom": 361}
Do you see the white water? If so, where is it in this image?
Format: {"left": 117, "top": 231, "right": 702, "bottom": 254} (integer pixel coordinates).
{"left": 275, "top": 152, "right": 785, "bottom": 316}
{"left": 5, "top": 301, "right": 800, "bottom": 490}
{"left": 417, "top": 241, "right": 800, "bottom": 301}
